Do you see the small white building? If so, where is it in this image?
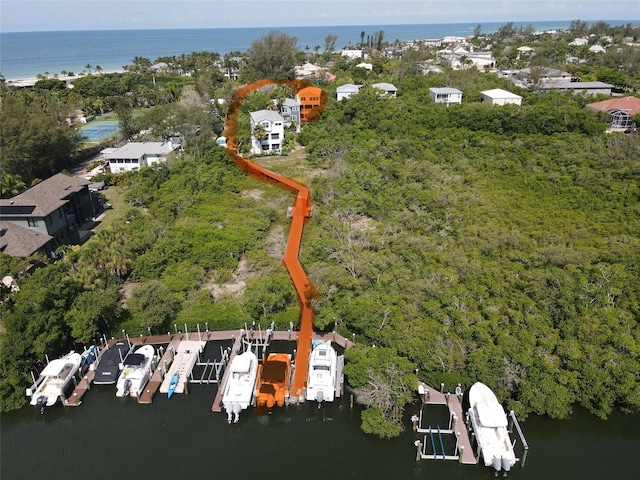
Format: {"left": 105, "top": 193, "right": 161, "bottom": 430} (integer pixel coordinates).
{"left": 105, "top": 141, "right": 180, "bottom": 173}
{"left": 249, "top": 110, "right": 284, "bottom": 155}
{"left": 481, "top": 88, "right": 522, "bottom": 106}
{"left": 372, "top": 82, "right": 398, "bottom": 97}
{"left": 341, "top": 49, "right": 364, "bottom": 60}
{"left": 429, "top": 87, "right": 463, "bottom": 106}
{"left": 336, "top": 83, "right": 362, "bottom": 100}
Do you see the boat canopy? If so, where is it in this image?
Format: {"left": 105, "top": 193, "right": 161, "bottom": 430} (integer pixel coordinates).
{"left": 475, "top": 402, "right": 508, "bottom": 428}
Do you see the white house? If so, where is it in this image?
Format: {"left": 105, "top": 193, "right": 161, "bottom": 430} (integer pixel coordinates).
{"left": 429, "top": 87, "right": 463, "bottom": 106}
{"left": 481, "top": 88, "right": 522, "bottom": 106}
{"left": 440, "top": 45, "right": 495, "bottom": 70}
{"left": 341, "top": 49, "right": 364, "bottom": 60}
{"left": 336, "top": 83, "right": 362, "bottom": 100}
{"left": 372, "top": 82, "right": 398, "bottom": 97}
{"left": 105, "top": 141, "right": 180, "bottom": 173}
{"left": 249, "top": 110, "right": 284, "bottom": 155}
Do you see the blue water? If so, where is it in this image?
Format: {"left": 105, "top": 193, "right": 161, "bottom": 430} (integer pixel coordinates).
{"left": 2, "top": 21, "right": 632, "bottom": 80}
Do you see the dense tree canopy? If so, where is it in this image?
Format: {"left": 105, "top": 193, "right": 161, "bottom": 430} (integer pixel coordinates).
{"left": 241, "top": 31, "right": 299, "bottom": 81}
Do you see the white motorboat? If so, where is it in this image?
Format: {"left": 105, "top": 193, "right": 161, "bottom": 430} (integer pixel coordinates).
{"left": 467, "top": 382, "right": 517, "bottom": 476}
{"left": 115, "top": 345, "right": 155, "bottom": 398}
{"left": 221, "top": 349, "right": 259, "bottom": 423}
{"left": 305, "top": 341, "right": 337, "bottom": 403}
{"left": 27, "top": 351, "right": 82, "bottom": 413}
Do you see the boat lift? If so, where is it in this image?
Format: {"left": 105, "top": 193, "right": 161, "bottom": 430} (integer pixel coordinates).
{"left": 189, "top": 345, "right": 230, "bottom": 385}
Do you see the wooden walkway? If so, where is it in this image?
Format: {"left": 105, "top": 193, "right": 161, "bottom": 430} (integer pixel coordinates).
{"left": 416, "top": 382, "right": 476, "bottom": 465}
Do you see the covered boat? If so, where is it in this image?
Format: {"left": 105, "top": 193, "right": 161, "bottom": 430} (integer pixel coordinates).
{"left": 467, "top": 382, "right": 517, "bottom": 476}
{"left": 221, "top": 349, "right": 259, "bottom": 423}
{"left": 305, "top": 341, "right": 337, "bottom": 403}
{"left": 93, "top": 340, "right": 133, "bottom": 385}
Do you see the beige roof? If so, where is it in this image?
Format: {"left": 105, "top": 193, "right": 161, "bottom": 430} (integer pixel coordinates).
{"left": 0, "top": 173, "right": 89, "bottom": 217}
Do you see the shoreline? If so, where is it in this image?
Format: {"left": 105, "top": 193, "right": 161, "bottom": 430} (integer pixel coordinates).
{"left": 5, "top": 69, "right": 125, "bottom": 86}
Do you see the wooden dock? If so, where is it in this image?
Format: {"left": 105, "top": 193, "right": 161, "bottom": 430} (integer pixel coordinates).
{"left": 415, "top": 382, "right": 476, "bottom": 465}
{"left": 211, "top": 333, "right": 244, "bottom": 412}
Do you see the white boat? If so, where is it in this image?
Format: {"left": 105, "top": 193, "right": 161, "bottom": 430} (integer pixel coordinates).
{"left": 467, "top": 382, "right": 517, "bottom": 476}
{"left": 115, "top": 345, "right": 155, "bottom": 398}
{"left": 305, "top": 341, "right": 337, "bottom": 403}
{"left": 221, "top": 349, "right": 259, "bottom": 423}
{"left": 27, "top": 351, "right": 82, "bottom": 413}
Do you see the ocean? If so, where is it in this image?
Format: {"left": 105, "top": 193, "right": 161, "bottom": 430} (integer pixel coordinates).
{"left": 1, "top": 20, "right": 631, "bottom": 81}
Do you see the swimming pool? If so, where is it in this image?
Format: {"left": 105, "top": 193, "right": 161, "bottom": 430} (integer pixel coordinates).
{"left": 80, "top": 121, "right": 119, "bottom": 142}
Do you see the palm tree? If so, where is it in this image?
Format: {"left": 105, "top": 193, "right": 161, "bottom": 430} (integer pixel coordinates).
{"left": 85, "top": 63, "right": 92, "bottom": 74}
{"left": 0, "top": 172, "right": 26, "bottom": 198}
{"left": 360, "top": 31, "right": 365, "bottom": 48}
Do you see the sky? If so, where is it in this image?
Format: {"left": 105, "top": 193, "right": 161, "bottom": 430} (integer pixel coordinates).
{"left": 1, "top": 0, "right": 638, "bottom": 32}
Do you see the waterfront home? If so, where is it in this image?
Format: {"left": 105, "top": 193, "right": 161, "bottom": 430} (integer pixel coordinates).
{"left": 481, "top": 88, "right": 522, "bottom": 106}
{"left": 429, "top": 87, "right": 463, "bottom": 106}
{"left": 249, "top": 110, "right": 284, "bottom": 155}
{"left": 105, "top": 141, "right": 180, "bottom": 173}
{"left": 0, "top": 173, "right": 101, "bottom": 257}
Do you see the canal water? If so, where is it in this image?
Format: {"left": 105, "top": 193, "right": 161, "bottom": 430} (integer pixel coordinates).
{"left": 2, "top": 343, "right": 640, "bottom": 479}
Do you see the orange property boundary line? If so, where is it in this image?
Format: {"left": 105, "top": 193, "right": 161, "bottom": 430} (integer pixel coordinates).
{"left": 225, "top": 79, "right": 327, "bottom": 399}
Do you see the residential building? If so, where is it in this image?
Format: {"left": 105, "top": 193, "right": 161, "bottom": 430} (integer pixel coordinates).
{"left": 586, "top": 96, "right": 640, "bottom": 132}
{"left": 105, "top": 141, "right": 180, "bottom": 173}
{"left": 429, "top": 87, "right": 463, "bottom": 106}
{"left": 481, "top": 88, "right": 523, "bottom": 106}
{"left": 296, "top": 86, "right": 323, "bottom": 123}
{"left": 336, "top": 83, "right": 362, "bottom": 100}
{"left": 541, "top": 81, "right": 613, "bottom": 96}
{"left": 249, "top": 110, "right": 284, "bottom": 155}
{"left": 341, "top": 49, "right": 364, "bottom": 59}
{"left": 272, "top": 98, "right": 300, "bottom": 126}
{"left": 0, "top": 173, "right": 101, "bottom": 257}
{"left": 517, "top": 67, "right": 572, "bottom": 85}
{"left": 372, "top": 82, "right": 398, "bottom": 97}
{"left": 440, "top": 45, "right": 495, "bottom": 70}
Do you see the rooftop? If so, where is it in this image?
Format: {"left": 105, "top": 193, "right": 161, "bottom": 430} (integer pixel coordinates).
{"left": 586, "top": 96, "right": 640, "bottom": 115}
{"left": 0, "top": 173, "right": 90, "bottom": 217}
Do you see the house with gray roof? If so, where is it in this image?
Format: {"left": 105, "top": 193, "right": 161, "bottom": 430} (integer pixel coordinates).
{"left": 272, "top": 98, "right": 300, "bottom": 126}
{"left": 429, "top": 87, "right": 463, "bottom": 106}
{"left": 541, "top": 81, "right": 613, "bottom": 96}
{"left": 250, "top": 110, "right": 285, "bottom": 155}
{"left": 105, "top": 141, "right": 180, "bottom": 173}
{"left": 0, "top": 173, "right": 101, "bottom": 257}
{"left": 372, "top": 82, "right": 398, "bottom": 97}
{"left": 337, "top": 83, "right": 362, "bottom": 101}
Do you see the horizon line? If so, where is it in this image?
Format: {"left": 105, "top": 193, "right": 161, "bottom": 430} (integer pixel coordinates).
{"left": 2, "top": 18, "right": 637, "bottom": 35}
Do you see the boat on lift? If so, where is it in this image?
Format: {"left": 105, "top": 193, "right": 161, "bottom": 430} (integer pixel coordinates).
{"left": 256, "top": 353, "right": 291, "bottom": 408}
{"left": 115, "top": 345, "right": 155, "bottom": 398}
{"left": 27, "top": 351, "right": 82, "bottom": 413}
{"left": 467, "top": 382, "right": 517, "bottom": 476}
{"left": 305, "top": 341, "right": 337, "bottom": 403}
{"left": 93, "top": 339, "right": 133, "bottom": 385}
{"left": 221, "top": 349, "right": 259, "bottom": 423}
